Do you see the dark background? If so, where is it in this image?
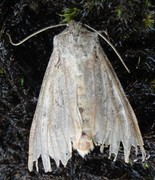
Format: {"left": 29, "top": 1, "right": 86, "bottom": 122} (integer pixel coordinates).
{"left": 0, "top": 0, "right": 155, "bottom": 179}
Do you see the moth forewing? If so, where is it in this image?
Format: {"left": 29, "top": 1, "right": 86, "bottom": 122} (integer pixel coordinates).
{"left": 28, "top": 21, "right": 145, "bottom": 172}
{"left": 95, "top": 45, "right": 145, "bottom": 162}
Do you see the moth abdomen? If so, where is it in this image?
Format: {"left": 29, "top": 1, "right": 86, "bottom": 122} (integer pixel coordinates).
{"left": 73, "top": 130, "right": 94, "bottom": 157}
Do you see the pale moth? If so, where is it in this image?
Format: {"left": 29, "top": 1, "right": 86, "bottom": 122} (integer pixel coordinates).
{"left": 8, "top": 21, "right": 146, "bottom": 172}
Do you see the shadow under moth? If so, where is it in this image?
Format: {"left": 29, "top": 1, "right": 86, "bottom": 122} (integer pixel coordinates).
{"left": 8, "top": 21, "right": 146, "bottom": 172}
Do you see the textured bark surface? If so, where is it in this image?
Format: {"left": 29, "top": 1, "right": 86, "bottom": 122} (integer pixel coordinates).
{"left": 28, "top": 21, "right": 145, "bottom": 172}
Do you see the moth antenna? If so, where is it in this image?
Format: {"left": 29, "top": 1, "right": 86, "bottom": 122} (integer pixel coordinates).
{"left": 85, "top": 24, "right": 130, "bottom": 73}
{"left": 7, "top": 24, "right": 67, "bottom": 46}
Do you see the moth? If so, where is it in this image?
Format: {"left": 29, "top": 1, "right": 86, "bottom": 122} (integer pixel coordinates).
{"left": 8, "top": 21, "right": 146, "bottom": 172}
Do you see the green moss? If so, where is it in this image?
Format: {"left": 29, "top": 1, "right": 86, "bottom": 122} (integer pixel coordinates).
{"left": 150, "top": 79, "right": 155, "bottom": 91}
{"left": 143, "top": 13, "right": 154, "bottom": 29}
{"left": 143, "top": 162, "right": 150, "bottom": 169}
{"left": 0, "top": 68, "right": 5, "bottom": 75}
{"left": 144, "top": 0, "right": 152, "bottom": 9}
{"left": 20, "top": 77, "right": 24, "bottom": 87}
{"left": 60, "top": 8, "right": 79, "bottom": 23}
{"left": 115, "top": 7, "right": 123, "bottom": 19}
